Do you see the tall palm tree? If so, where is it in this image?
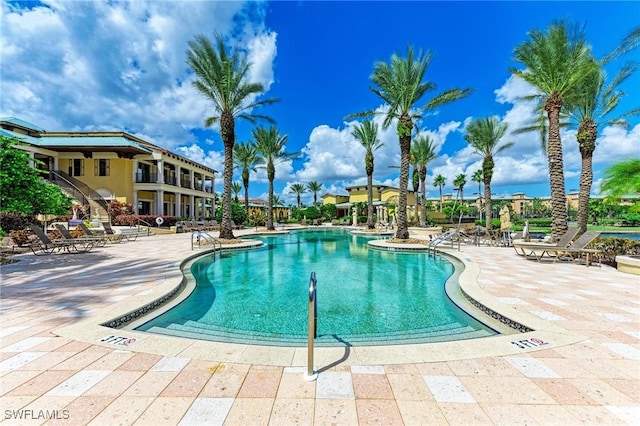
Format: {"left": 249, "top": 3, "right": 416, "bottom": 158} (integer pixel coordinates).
{"left": 410, "top": 159, "right": 420, "bottom": 224}
{"left": 471, "top": 169, "right": 483, "bottom": 221}
{"left": 186, "top": 33, "right": 278, "bottom": 239}
{"left": 231, "top": 181, "right": 242, "bottom": 203}
{"left": 411, "top": 135, "right": 438, "bottom": 227}
{"left": 453, "top": 173, "right": 467, "bottom": 204}
{"left": 433, "top": 174, "right": 446, "bottom": 212}
{"left": 307, "top": 181, "right": 323, "bottom": 206}
{"left": 566, "top": 59, "right": 639, "bottom": 234}
{"left": 233, "top": 141, "right": 259, "bottom": 214}
{"left": 253, "top": 126, "right": 299, "bottom": 230}
{"left": 511, "top": 20, "right": 593, "bottom": 239}
{"left": 346, "top": 46, "right": 472, "bottom": 239}
{"left": 351, "top": 119, "right": 383, "bottom": 229}
{"left": 464, "top": 117, "right": 514, "bottom": 230}
{"left": 289, "top": 183, "right": 307, "bottom": 208}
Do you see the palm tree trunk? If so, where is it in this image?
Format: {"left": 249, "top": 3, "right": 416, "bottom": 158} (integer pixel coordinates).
{"left": 367, "top": 172, "right": 374, "bottom": 229}
{"left": 243, "top": 170, "right": 250, "bottom": 214}
{"left": 545, "top": 95, "right": 569, "bottom": 240}
{"left": 420, "top": 170, "right": 427, "bottom": 227}
{"left": 396, "top": 124, "right": 411, "bottom": 239}
{"left": 266, "top": 163, "right": 275, "bottom": 230}
{"left": 577, "top": 120, "right": 597, "bottom": 235}
{"left": 484, "top": 179, "right": 492, "bottom": 231}
{"left": 219, "top": 112, "right": 235, "bottom": 240}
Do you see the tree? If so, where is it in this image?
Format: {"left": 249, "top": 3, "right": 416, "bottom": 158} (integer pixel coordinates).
{"left": 411, "top": 135, "right": 438, "bottom": 227}
{"left": 511, "top": 20, "right": 593, "bottom": 239}
{"left": 289, "top": 183, "right": 307, "bottom": 208}
{"left": 464, "top": 116, "right": 513, "bottom": 230}
{"left": 453, "top": 173, "right": 467, "bottom": 204}
{"left": 433, "top": 174, "right": 446, "bottom": 212}
{"left": 347, "top": 46, "right": 472, "bottom": 239}
{"left": 253, "top": 126, "right": 299, "bottom": 230}
{"left": 0, "top": 136, "right": 71, "bottom": 216}
{"left": 600, "top": 159, "right": 640, "bottom": 197}
{"left": 233, "top": 141, "right": 259, "bottom": 214}
{"left": 410, "top": 158, "right": 420, "bottom": 224}
{"left": 566, "top": 57, "right": 639, "bottom": 234}
{"left": 307, "top": 181, "right": 323, "bottom": 206}
{"left": 231, "top": 181, "right": 242, "bottom": 203}
{"left": 351, "top": 119, "right": 383, "bottom": 229}
{"left": 471, "top": 169, "right": 483, "bottom": 221}
{"left": 186, "top": 33, "right": 278, "bottom": 239}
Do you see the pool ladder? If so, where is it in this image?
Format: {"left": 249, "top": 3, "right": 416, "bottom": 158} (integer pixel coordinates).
{"left": 427, "top": 229, "right": 460, "bottom": 256}
{"left": 191, "top": 230, "right": 222, "bottom": 251}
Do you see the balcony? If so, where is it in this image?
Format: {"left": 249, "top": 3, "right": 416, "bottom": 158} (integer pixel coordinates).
{"left": 135, "top": 172, "right": 157, "bottom": 183}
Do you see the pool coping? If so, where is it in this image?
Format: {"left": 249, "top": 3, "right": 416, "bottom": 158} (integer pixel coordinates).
{"left": 52, "top": 233, "right": 588, "bottom": 367}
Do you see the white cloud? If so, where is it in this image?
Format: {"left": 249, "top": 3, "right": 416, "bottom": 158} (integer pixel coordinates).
{"left": 0, "top": 0, "right": 273, "bottom": 154}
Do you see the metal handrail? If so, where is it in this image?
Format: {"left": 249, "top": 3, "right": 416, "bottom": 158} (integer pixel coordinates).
{"left": 304, "top": 272, "right": 318, "bottom": 381}
{"left": 49, "top": 170, "right": 110, "bottom": 214}
{"left": 191, "top": 230, "right": 222, "bottom": 251}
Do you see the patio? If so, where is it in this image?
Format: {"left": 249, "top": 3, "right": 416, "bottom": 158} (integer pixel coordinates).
{"left": 1, "top": 229, "right": 638, "bottom": 424}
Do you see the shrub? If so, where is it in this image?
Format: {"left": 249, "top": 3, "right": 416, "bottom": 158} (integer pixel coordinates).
{"left": 591, "top": 237, "right": 640, "bottom": 266}
{"left": 9, "top": 229, "right": 32, "bottom": 246}
{"left": 0, "top": 213, "right": 33, "bottom": 233}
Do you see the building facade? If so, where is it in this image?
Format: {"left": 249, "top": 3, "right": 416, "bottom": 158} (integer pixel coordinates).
{"left": 1, "top": 117, "right": 216, "bottom": 221}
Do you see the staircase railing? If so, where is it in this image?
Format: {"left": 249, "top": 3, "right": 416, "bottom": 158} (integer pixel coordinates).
{"left": 49, "top": 170, "right": 110, "bottom": 216}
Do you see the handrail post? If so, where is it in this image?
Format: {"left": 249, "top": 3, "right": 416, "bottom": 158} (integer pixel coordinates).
{"left": 304, "top": 272, "right": 318, "bottom": 381}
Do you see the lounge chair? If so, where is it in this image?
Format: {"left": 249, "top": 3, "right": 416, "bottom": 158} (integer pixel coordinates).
{"left": 231, "top": 220, "right": 245, "bottom": 230}
{"left": 77, "top": 222, "right": 123, "bottom": 244}
{"left": 29, "top": 224, "right": 93, "bottom": 255}
{"left": 54, "top": 224, "right": 107, "bottom": 247}
{"left": 102, "top": 222, "right": 138, "bottom": 241}
{"left": 513, "top": 227, "right": 579, "bottom": 260}
{"left": 550, "top": 231, "right": 602, "bottom": 266}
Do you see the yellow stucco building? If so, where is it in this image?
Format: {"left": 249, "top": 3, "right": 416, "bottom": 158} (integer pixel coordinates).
{"left": 2, "top": 117, "right": 216, "bottom": 221}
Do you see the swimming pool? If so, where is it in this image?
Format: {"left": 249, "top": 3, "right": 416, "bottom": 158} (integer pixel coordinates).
{"left": 136, "top": 229, "right": 496, "bottom": 346}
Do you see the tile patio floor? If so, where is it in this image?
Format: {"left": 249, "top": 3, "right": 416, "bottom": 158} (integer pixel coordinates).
{"left": 0, "top": 227, "right": 638, "bottom": 425}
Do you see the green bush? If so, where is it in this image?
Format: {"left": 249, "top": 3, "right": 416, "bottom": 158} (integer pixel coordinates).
{"left": 214, "top": 203, "right": 248, "bottom": 225}
{"left": 592, "top": 237, "right": 640, "bottom": 265}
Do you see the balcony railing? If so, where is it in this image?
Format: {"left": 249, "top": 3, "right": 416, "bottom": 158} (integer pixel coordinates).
{"left": 135, "top": 172, "right": 157, "bottom": 183}
{"left": 164, "top": 176, "right": 177, "bottom": 186}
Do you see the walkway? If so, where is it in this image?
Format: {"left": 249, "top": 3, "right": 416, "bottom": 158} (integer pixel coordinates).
{"left": 0, "top": 228, "right": 638, "bottom": 425}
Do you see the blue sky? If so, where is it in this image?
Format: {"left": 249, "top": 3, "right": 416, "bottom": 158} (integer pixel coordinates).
{"left": 1, "top": 1, "right": 638, "bottom": 206}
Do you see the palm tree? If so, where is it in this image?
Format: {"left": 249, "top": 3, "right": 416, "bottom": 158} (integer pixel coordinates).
{"left": 411, "top": 135, "right": 438, "bottom": 227}
{"left": 600, "top": 159, "right": 640, "bottom": 197}
{"left": 471, "top": 169, "right": 483, "bottom": 221}
{"left": 307, "top": 181, "right": 323, "bottom": 206}
{"left": 231, "top": 181, "right": 242, "bottom": 203}
{"left": 453, "top": 173, "right": 467, "bottom": 205}
{"left": 410, "top": 159, "right": 420, "bottom": 224}
{"left": 511, "top": 20, "right": 593, "bottom": 239}
{"left": 566, "top": 58, "right": 639, "bottom": 234}
{"left": 464, "top": 117, "right": 514, "bottom": 230}
{"left": 253, "top": 126, "right": 299, "bottom": 230}
{"left": 186, "top": 34, "right": 278, "bottom": 239}
{"left": 289, "top": 183, "right": 307, "bottom": 208}
{"left": 346, "top": 46, "right": 472, "bottom": 239}
{"left": 433, "top": 174, "right": 446, "bottom": 212}
{"left": 351, "top": 120, "right": 383, "bottom": 229}
{"left": 233, "top": 141, "right": 259, "bottom": 214}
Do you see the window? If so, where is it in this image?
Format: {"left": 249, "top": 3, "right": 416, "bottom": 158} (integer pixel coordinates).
{"left": 95, "top": 159, "right": 110, "bottom": 176}
{"left": 68, "top": 159, "right": 84, "bottom": 176}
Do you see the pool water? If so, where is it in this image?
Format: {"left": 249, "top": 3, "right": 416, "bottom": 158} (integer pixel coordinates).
{"left": 136, "top": 229, "right": 496, "bottom": 346}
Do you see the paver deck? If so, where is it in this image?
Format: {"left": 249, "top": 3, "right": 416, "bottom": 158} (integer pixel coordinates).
{"left": 1, "top": 227, "right": 638, "bottom": 425}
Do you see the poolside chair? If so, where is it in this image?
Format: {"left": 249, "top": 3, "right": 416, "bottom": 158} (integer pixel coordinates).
{"left": 54, "top": 224, "right": 107, "bottom": 247}
{"left": 29, "top": 224, "right": 93, "bottom": 255}
{"left": 550, "top": 230, "right": 602, "bottom": 266}
{"left": 231, "top": 220, "right": 245, "bottom": 230}
{"left": 513, "top": 227, "right": 579, "bottom": 260}
{"left": 77, "top": 222, "right": 123, "bottom": 244}
{"left": 102, "top": 222, "right": 138, "bottom": 241}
